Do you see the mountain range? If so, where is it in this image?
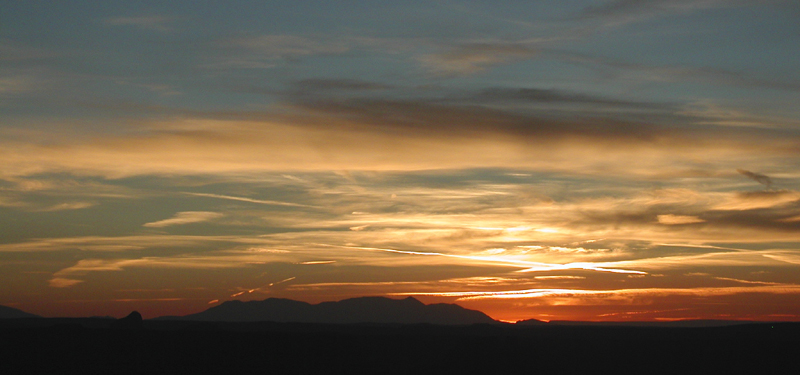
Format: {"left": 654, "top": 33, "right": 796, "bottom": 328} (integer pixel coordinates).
{"left": 158, "top": 296, "right": 497, "bottom": 325}
{"left": 0, "top": 298, "right": 770, "bottom": 327}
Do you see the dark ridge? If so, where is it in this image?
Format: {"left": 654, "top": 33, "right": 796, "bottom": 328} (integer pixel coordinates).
{"left": 112, "top": 311, "right": 143, "bottom": 329}
{"left": 168, "top": 296, "right": 496, "bottom": 325}
{"left": 172, "top": 298, "right": 315, "bottom": 322}
{"left": 546, "top": 319, "right": 755, "bottom": 327}
{"left": 0, "top": 305, "right": 40, "bottom": 319}
{"left": 515, "top": 318, "right": 547, "bottom": 325}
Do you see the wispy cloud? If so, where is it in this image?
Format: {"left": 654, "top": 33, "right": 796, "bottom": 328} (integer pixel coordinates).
{"left": 576, "top": 0, "right": 751, "bottom": 26}
{"left": 184, "top": 192, "right": 316, "bottom": 208}
{"left": 104, "top": 15, "right": 173, "bottom": 32}
{"left": 203, "top": 35, "right": 350, "bottom": 70}
{"left": 299, "top": 260, "right": 336, "bottom": 265}
{"left": 2, "top": 85, "right": 798, "bottom": 180}
{"left": 469, "top": 87, "right": 673, "bottom": 110}
{"left": 323, "top": 244, "right": 646, "bottom": 275}
{"left": 712, "top": 190, "right": 799, "bottom": 210}
{"left": 0, "top": 74, "right": 44, "bottom": 96}
{"left": 143, "top": 211, "right": 224, "bottom": 228}
{"left": 0, "top": 40, "right": 59, "bottom": 61}
{"left": 232, "top": 35, "right": 349, "bottom": 58}
{"left": 49, "top": 277, "right": 84, "bottom": 288}
{"left": 292, "top": 78, "right": 393, "bottom": 92}
{"left": 391, "top": 284, "right": 800, "bottom": 301}
{"left": 737, "top": 169, "right": 773, "bottom": 188}
{"left": 0, "top": 235, "right": 238, "bottom": 253}
{"left": 48, "top": 253, "right": 255, "bottom": 288}
{"left": 657, "top": 214, "right": 705, "bottom": 225}
{"left": 419, "top": 42, "right": 539, "bottom": 75}
{"left": 548, "top": 50, "right": 800, "bottom": 93}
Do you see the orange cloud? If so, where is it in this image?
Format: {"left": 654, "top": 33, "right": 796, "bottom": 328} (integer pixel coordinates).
{"left": 143, "top": 211, "right": 224, "bottom": 228}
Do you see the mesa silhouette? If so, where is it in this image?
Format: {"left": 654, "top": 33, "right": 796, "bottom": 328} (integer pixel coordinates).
{"left": 159, "top": 296, "right": 496, "bottom": 325}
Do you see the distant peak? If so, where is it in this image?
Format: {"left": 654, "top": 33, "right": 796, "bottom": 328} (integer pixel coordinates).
{"left": 122, "top": 311, "right": 143, "bottom": 321}
{"left": 0, "top": 305, "right": 40, "bottom": 319}
{"left": 112, "top": 310, "right": 143, "bottom": 329}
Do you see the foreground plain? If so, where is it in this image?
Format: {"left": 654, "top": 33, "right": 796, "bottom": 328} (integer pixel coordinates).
{"left": 1, "top": 318, "right": 798, "bottom": 374}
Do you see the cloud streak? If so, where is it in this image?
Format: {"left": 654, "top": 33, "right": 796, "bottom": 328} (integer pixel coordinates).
{"left": 391, "top": 284, "right": 800, "bottom": 301}
{"left": 183, "top": 192, "right": 317, "bottom": 208}
{"left": 576, "top": 0, "right": 754, "bottom": 27}
{"left": 419, "top": 42, "right": 539, "bottom": 75}
{"left": 104, "top": 15, "right": 173, "bottom": 32}
{"left": 324, "top": 244, "right": 646, "bottom": 275}
{"left": 143, "top": 211, "right": 224, "bottom": 228}
{"left": 737, "top": 169, "right": 773, "bottom": 188}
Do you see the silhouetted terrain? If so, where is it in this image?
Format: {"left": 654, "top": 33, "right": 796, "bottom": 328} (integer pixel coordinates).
{"left": 159, "top": 296, "right": 496, "bottom": 325}
{"left": 2, "top": 302, "right": 799, "bottom": 374}
{"left": 0, "top": 305, "right": 40, "bottom": 319}
{"left": 1, "top": 317, "right": 799, "bottom": 374}
{"left": 544, "top": 319, "right": 755, "bottom": 327}
{"left": 111, "top": 311, "right": 144, "bottom": 329}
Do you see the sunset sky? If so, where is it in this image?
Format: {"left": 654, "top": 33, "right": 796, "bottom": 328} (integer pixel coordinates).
{"left": 3, "top": 1, "right": 800, "bottom": 322}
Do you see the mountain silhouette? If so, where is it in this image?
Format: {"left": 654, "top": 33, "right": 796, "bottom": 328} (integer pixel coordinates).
{"left": 112, "top": 311, "right": 144, "bottom": 329}
{"left": 169, "top": 296, "right": 496, "bottom": 325}
{"left": 0, "top": 305, "right": 40, "bottom": 319}
{"left": 515, "top": 318, "right": 547, "bottom": 325}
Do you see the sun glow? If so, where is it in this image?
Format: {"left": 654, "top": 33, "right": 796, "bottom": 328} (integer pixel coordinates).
{"left": 3, "top": 1, "right": 800, "bottom": 323}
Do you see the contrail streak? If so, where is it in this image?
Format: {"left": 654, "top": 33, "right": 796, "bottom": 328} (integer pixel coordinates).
{"left": 183, "top": 192, "right": 318, "bottom": 208}
{"left": 318, "top": 244, "right": 645, "bottom": 275}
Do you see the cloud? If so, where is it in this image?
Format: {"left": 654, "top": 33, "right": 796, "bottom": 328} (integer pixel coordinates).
{"left": 184, "top": 192, "right": 316, "bottom": 208}
{"left": 470, "top": 87, "right": 673, "bottom": 111}
{"left": 779, "top": 215, "right": 800, "bottom": 223}
{"left": 232, "top": 35, "right": 348, "bottom": 58}
{"left": 713, "top": 190, "right": 800, "bottom": 210}
{"left": 299, "top": 260, "right": 336, "bottom": 265}
{"left": 762, "top": 252, "right": 800, "bottom": 265}
{"left": 0, "top": 74, "right": 43, "bottom": 96}
{"left": 577, "top": 0, "right": 751, "bottom": 26}
{"left": 295, "top": 97, "right": 680, "bottom": 142}
{"left": 143, "top": 211, "right": 224, "bottom": 228}
{"left": 324, "top": 244, "right": 646, "bottom": 275}
{"left": 419, "top": 43, "right": 539, "bottom": 75}
{"left": 534, "top": 276, "right": 586, "bottom": 280}
{"left": 392, "top": 284, "right": 800, "bottom": 301}
{"left": 49, "top": 278, "right": 84, "bottom": 288}
{"left": 550, "top": 50, "right": 800, "bottom": 93}
{"left": 293, "top": 79, "right": 393, "bottom": 92}
{"left": 657, "top": 214, "right": 705, "bottom": 225}
{"left": 48, "top": 252, "right": 257, "bottom": 287}
{"left": 203, "top": 35, "right": 350, "bottom": 70}
{"left": 37, "top": 202, "right": 96, "bottom": 212}
{"left": 0, "top": 40, "right": 58, "bottom": 61}
{"left": 681, "top": 101, "right": 800, "bottom": 129}
{"left": 4, "top": 79, "right": 798, "bottom": 180}
{"left": 737, "top": 169, "right": 773, "bottom": 187}
{"left": 0, "top": 235, "right": 228, "bottom": 253}
{"left": 700, "top": 206, "right": 800, "bottom": 232}
{"left": 583, "top": 0, "right": 734, "bottom": 16}
{"left": 104, "top": 15, "right": 173, "bottom": 32}
{"left": 115, "top": 81, "right": 182, "bottom": 96}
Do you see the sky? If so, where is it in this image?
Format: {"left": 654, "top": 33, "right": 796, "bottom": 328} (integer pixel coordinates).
{"left": 2, "top": 0, "right": 800, "bottom": 322}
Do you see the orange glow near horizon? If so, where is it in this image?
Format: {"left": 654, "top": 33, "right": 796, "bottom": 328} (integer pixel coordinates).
{"left": 3, "top": 1, "right": 800, "bottom": 323}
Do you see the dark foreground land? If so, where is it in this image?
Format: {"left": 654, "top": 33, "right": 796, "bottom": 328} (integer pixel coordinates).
{"left": 2, "top": 319, "right": 799, "bottom": 374}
